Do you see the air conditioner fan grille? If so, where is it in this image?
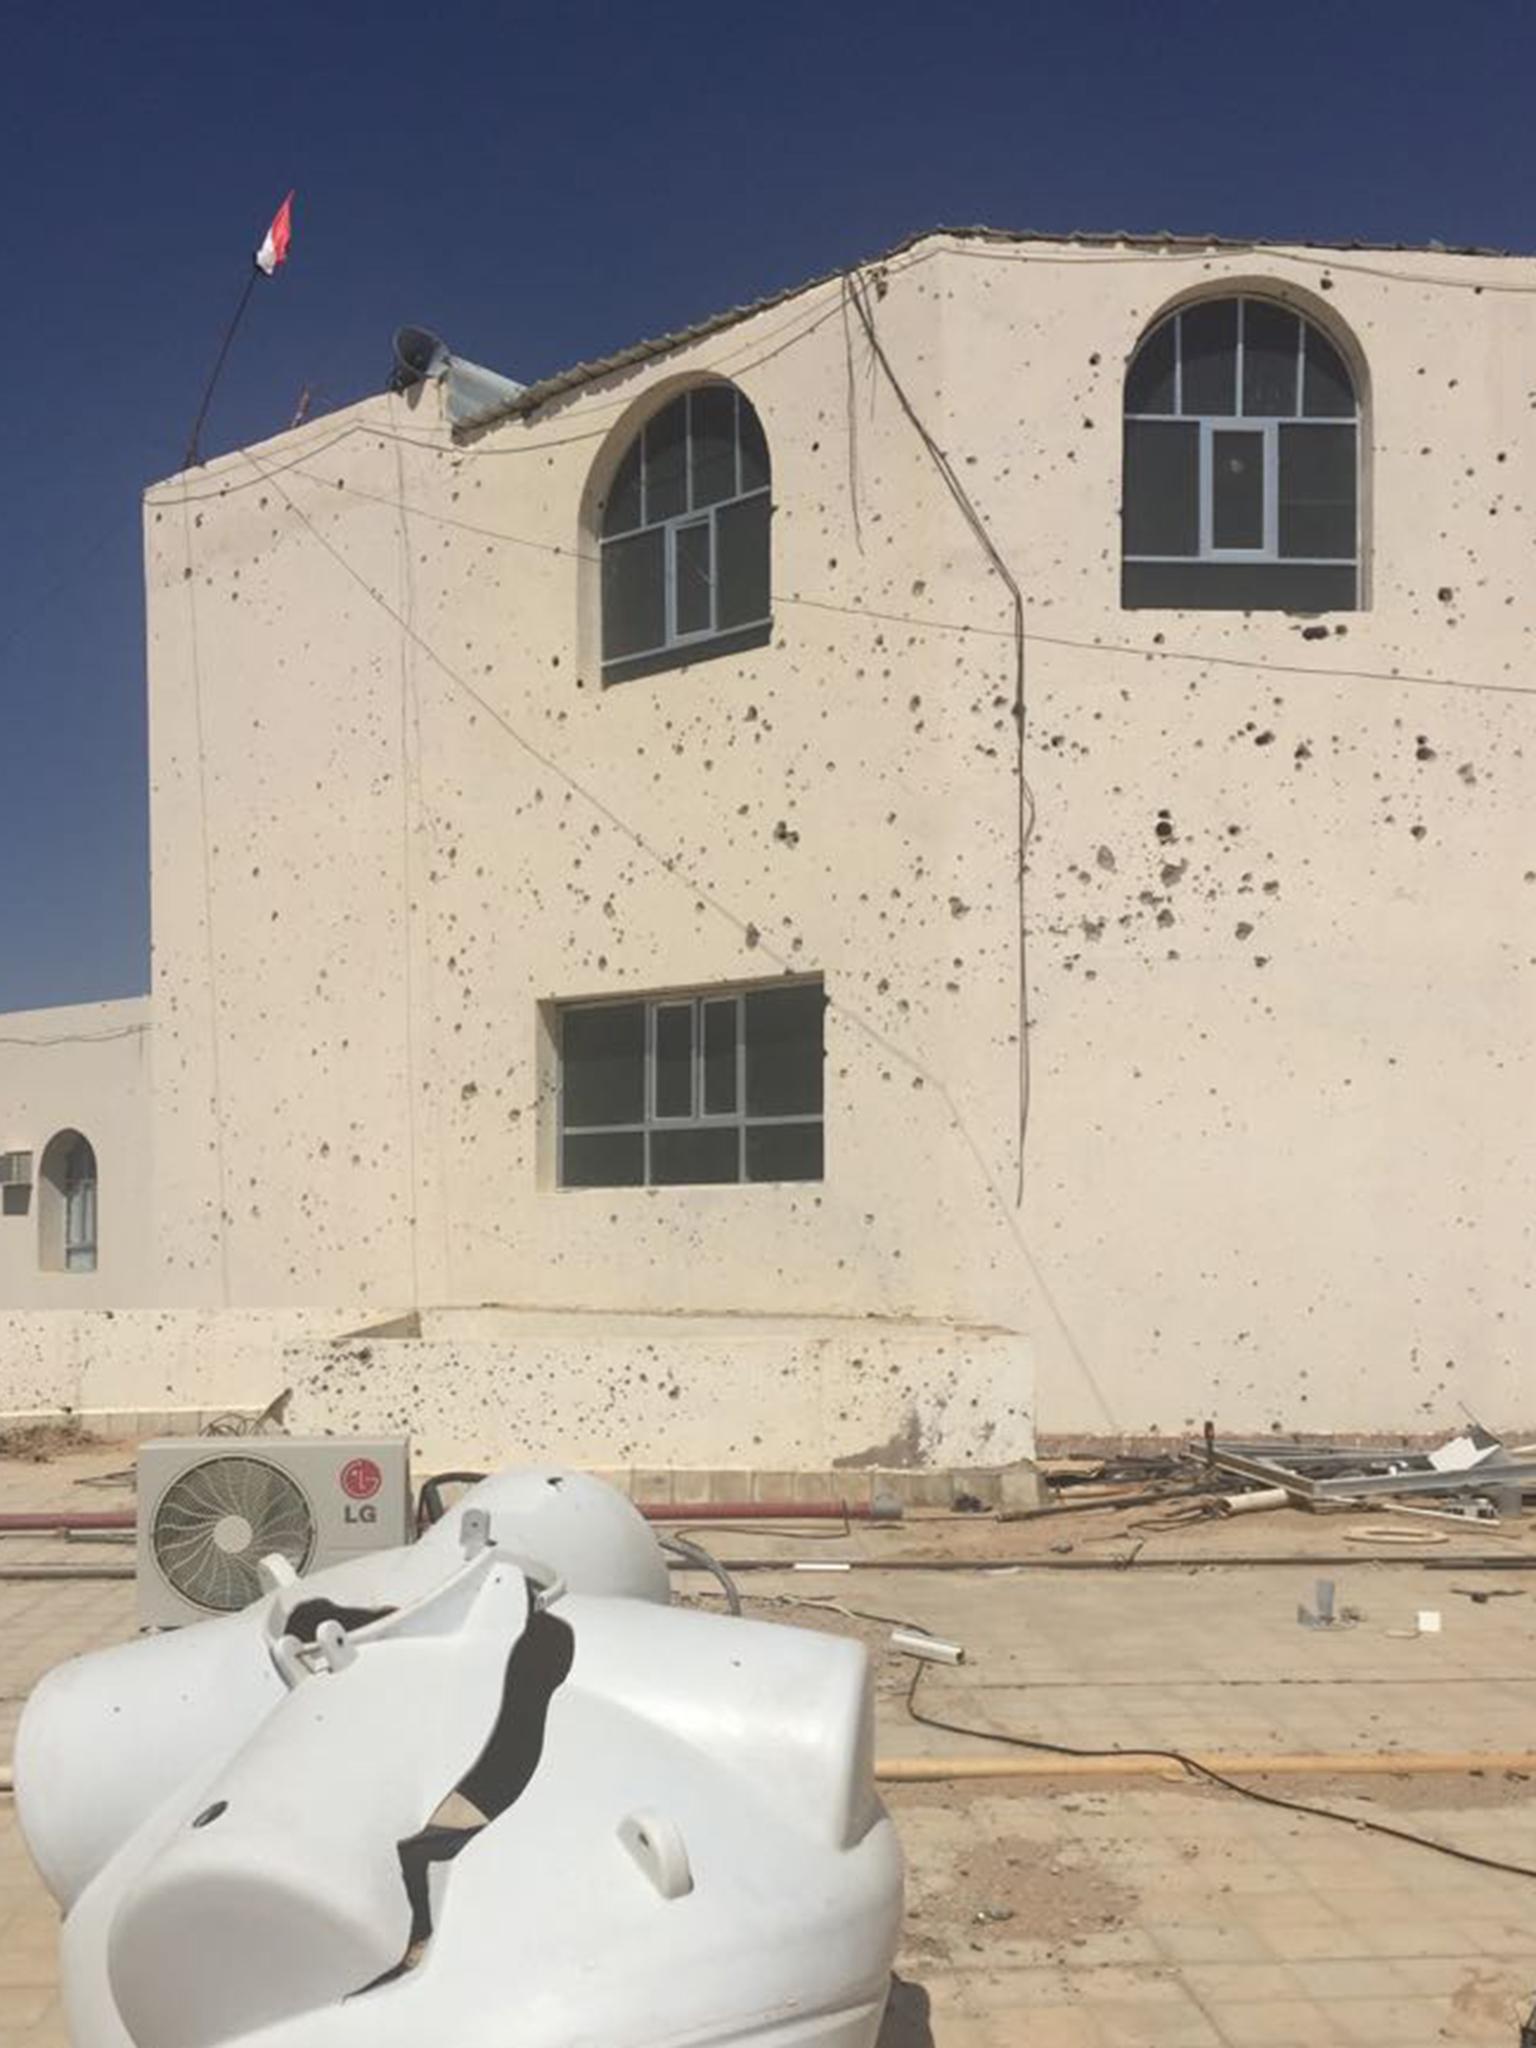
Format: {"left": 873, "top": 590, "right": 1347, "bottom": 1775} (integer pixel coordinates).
{"left": 151, "top": 1454, "right": 316, "bottom": 1613}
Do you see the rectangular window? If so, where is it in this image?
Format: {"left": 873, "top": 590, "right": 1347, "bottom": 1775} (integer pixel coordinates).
{"left": 1122, "top": 420, "right": 1199, "bottom": 557}
{"left": 673, "top": 518, "right": 714, "bottom": 638}
{"left": 601, "top": 528, "right": 666, "bottom": 662}
{"left": 1210, "top": 428, "right": 1266, "bottom": 550}
{"left": 558, "top": 978, "right": 825, "bottom": 1188}
{"left": 1279, "top": 424, "right": 1356, "bottom": 559}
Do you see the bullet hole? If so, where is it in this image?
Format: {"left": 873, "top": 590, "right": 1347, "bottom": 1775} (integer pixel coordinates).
{"left": 948, "top": 897, "right": 970, "bottom": 918}
{"left": 1254, "top": 956, "right": 1270, "bottom": 968}
{"left": 911, "top": 578, "right": 926, "bottom": 596}
{"left": 460, "top": 1082, "right": 478, "bottom": 1102}
{"left": 1415, "top": 738, "right": 1436, "bottom": 761}
{"left": 1154, "top": 812, "right": 1175, "bottom": 843}
{"left": 909, "top": 695, "right": 922, "bottom": 712}
{"left": 1300, "top": 624, "right": 1328, "bottom": 641}
{"left": 1095, "top": 845, "right": 1116, "bottom": 872}
{"left": 1159, "top": 861, "right": 1186, "bottom": 888}
{"left": 1410, "top": 824, "right": 1427, "bottom": 840}
{"left": 1437, "top": 587, "right": 1454, "bottom": 603}
{"left": 1088, "top": 352, "right": 1101, "bottom": 365}
{"left": 744, "top": 923, "right": 760, "bottom": 949}
{"left": 771, "top": 820, "right": 799, "bottom": 848}
{"left": 1156, "top": 908, "right": 1174, "bottom": 928}
{"left": 1235, "top": 921, "right": 1254, "bottom": 940}
{"left": 744, "top": 705, "right": 758, "bottom": 721}
{"left": 1294, "top": 742, "right": 1312, "bottom": 761}
{"left": 192, "top": 1802, "right": 229, "bottom": 1830}
{"left": 1254, "top": 730, "right": 1275, "bottom": 747}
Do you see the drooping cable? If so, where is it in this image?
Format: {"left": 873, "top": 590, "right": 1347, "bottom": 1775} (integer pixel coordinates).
{"left": 903, "top": 1659, "right": 1536, "bottom": 1883}
{"left": 844, "top": 271, "right": 1036, "bottom": 1208}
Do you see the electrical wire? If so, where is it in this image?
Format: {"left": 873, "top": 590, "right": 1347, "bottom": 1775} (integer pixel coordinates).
{"left": 231, "top": 455, "right": 1536, "bottom": 710}
{"left": 844, "top": 270, "right": 1036, "bottom": 1210}
{"left": 660, "top": 1533, "right": 741, "bottom": 1614}
{"left": 229, "top": 440, "right": 1116, "bottom": 1436}
{"left": 0, "top": 1025, "right": 148, "bottom": 1048}
{"left": 933, "top": 233, "right": 1536, "bottom": 295}
{"left": 902, "top": 1660, "right": 1536, "bottom": 1883}
{"left": 179, "top": 479, "right": 233, "bottom": 1308}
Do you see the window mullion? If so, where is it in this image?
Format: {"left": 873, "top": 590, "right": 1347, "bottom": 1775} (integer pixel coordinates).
{"left": 1173, "top": 312, "right": 1183, "bottom": 415}
{"left": 737, "top": 993, "right": 747, "bottom": 1185}
{"left": 1197, "top": 420, "right": 1212, "bottom": 557}
{"left": 1236, "top": 298, "right": 1246, "bottom": 419}
{"left": 1264, "top": 421, "right": 1279, "bottom": 559}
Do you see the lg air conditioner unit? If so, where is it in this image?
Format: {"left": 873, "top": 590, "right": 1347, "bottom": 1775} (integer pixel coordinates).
{"left": 0, "top": 1151, "right": 32, "bottom": 1187}
{"left": 135, "top": 1436, "right": 412, "bottom": 1629}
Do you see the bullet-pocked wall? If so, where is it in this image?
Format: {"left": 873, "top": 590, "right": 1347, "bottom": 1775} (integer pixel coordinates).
{"left": 137, "top": 231, "right": 1536, "bottom": 1443}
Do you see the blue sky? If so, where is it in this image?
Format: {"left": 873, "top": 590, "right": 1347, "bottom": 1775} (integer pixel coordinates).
{"left": 1, "top": 0, "right": 1532, "bottom": 1011}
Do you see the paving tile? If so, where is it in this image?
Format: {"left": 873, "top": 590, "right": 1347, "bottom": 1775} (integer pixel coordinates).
{"left": 1202, "top": 1999, "right": 1345, "bottom": 2046}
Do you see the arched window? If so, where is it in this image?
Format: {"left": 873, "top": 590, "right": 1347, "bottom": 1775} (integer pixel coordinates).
{"left": 39, "top": 1130, "right": 97, "bottom": 1273}
{"left": 599, "top": 385, "right": 772, "bottom": 684}
{"left": 1122, "top": 296, "right": 1359, "bottom": 611}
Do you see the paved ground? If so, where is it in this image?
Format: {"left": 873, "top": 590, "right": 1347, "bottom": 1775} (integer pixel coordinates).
{"left": 3, "top": 1442, "right": 1536, "bottom": 2046}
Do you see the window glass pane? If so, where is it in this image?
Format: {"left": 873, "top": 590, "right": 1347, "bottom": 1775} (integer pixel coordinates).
{"left": 1122, "top": 559, "right": 1357, "bottom": 610}
{"left": 1302, "top": 327, "right": 1356, "bottom": 418}
{"left": 1241, "top": 302, "right": 1300, "bottom": 418}
{"left": 715, "top": 492, "right": 771, "bottom": 630}
{"left": 1279, "top": 425, "right": 1357, "bottom": 559}
{"left": 643, "top": 398, "right": 687, "bottom": 522}
{"left": 654, "top": 1004, "right": 694, "bottom": 1118}
{"left": 746, "top": 1121, "right": 823, "bottom": 1183}
{"left": 651, "top": 1126, "right": 740, "bottom": 1186}
{"left": 562, "top": 1131, "right": 645, "bottom": 1188}
{"left": 703, "top": 1000, "right": 738, "bottom": 1114}
{"left": 562, "top": 1003, "right": 645, "bottom": 1127}
{"left": 602, "top": 437, "right": 642, "bottom": 536}
{"left": 744, "top": 984, "right": 824, "bottom": 1117}
{"left": 690, "top": 387, "right": 738, "bottom": 508}
{"left": 1211, "top": 429, "right": 1266, "bottom": 549}
{"left": 674, "top": 519, "right": 713, "bottom": 638}
{"left": 1179, "top": 300, "right": 1238, "bottom": 416}
{"left": 1125, "top": 318, "right": 1176, "bottom": 415}
{"left": 1122, "top": 420, "right": 1199, "bottom": 557}
{"left": 601, "top": 529, "right": 666, "bottom": 662}
{"left": 738, "top": 398, "right": 770, "bottom": 494}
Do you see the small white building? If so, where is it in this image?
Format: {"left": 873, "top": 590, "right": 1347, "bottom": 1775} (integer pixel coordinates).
{"left": 3, "top": 227, "right": 1534, "bottom": 1469}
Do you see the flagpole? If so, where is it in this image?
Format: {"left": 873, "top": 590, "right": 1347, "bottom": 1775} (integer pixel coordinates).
{"left": 182, "top": 263, "right": 260, "bottom": 472}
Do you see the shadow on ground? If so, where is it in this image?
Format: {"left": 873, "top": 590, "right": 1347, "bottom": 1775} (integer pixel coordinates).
{"left": 877, "top": 1975, "right": 934, "bottom": 2047}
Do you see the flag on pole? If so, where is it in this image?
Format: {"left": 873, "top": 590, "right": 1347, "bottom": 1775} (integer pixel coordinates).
{"left": 254, "top": 191, "right": 295, "bottom": 276}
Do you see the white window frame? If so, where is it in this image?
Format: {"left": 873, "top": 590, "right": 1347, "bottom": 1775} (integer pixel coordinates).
{"left": 600, "top": 388, "right": 772, "bottom": 677}
{"left": 1123, "top": 296, "right": 1360, "bottom": 578}
{"left": 558, "top": 981, "right": 823, "bottom": 1188}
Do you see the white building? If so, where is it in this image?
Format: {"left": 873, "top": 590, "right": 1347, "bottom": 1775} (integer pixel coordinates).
{"left": 3, "top": 227, "right": 1533, "bottom": 1470}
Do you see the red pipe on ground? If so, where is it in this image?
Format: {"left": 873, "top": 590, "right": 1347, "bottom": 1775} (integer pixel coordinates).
{"left": 0, "top": 1499, "right": 900, "bottom": 1535}
{"left": 639, "top": 1500, "right": 901, "bottom": 1522}
{"left": 0, "top": 1511, "right": 134, "bottom": 1533}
